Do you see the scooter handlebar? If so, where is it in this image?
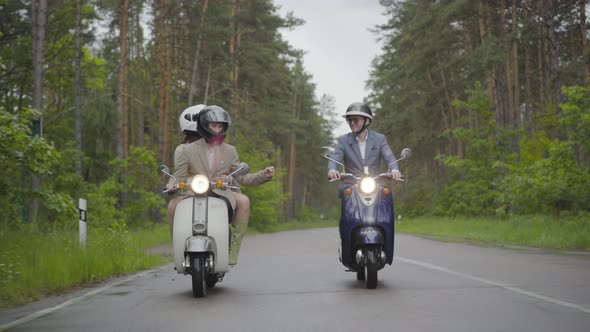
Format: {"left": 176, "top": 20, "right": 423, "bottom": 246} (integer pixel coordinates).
{"left": 328, "top": 173, "right": 358, "bottom": 182}
{"left": 329, "top": 173, "right": 404, "bottom": 183}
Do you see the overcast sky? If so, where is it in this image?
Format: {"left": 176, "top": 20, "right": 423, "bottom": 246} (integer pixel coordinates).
{"left": 273, "top": 0, "right": 388, "bottom": 137}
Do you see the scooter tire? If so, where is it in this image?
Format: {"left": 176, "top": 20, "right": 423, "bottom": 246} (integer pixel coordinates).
{"left": 191, "top": 254, "right": 207, "bottom": 297}
{"left": 365, "top": 263, "right": 378, "bottom": 289}
{"left": 365, "top": 250, "right": 378, "bottom": 289}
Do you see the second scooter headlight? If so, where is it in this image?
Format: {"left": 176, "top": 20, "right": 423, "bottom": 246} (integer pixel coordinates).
{"left": 190, "top": 174, "right": 210, "bottom": 194}
{"left": 359, "top": 177, "right": 377, "bottom": 194}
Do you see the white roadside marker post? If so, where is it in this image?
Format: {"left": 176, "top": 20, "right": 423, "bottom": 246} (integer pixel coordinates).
{"left": 79, "top": 198, "right": 87, "bottom": 248}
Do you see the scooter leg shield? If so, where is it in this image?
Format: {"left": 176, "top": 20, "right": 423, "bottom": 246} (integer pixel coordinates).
{"left": 173, "top": 198, "right": 196, "bottom": 273}
{"left": 229, "top": 223, "right": 248, "bottom": 265}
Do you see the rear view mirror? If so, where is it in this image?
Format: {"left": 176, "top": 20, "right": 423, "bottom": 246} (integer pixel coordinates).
{"left": 400, "top": 148, "right": 412, "bottom": 159}
{"left": 236, "top": 162, "right": 249, "bottom": 175}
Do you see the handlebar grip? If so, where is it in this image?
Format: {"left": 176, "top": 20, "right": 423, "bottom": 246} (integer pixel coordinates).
{"left": 162, "top": 186, "right": 178, "bottom": 194}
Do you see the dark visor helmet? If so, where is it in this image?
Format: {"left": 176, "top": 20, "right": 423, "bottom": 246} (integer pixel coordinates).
{"left": 197, "top": 105, "right": 232, "bottom": 141}
{"left": 343, "top": 102, "right": 373, "bottom": 120}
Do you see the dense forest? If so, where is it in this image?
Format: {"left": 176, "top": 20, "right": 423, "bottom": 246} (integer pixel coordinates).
{"left": 0, "top": 0, "right": 588, "bottom": 231}
{"left": 369, "top": 0, "right": 589, "bottom": 217}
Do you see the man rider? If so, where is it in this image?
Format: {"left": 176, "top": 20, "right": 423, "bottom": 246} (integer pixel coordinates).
{"left": 327, "top": 102, "right": 401, "bottom": 181}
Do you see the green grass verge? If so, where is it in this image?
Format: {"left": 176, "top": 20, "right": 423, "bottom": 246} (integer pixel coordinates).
{"left": 396, "top": 215, "right": 590, "bottom": 250}
{"left": 0, "top": 224, "right": 169, "bottom": 309}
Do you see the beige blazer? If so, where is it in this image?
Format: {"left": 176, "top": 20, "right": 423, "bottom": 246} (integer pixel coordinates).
{"left": 168, "top": 139, "right": 270, "bottom": 210}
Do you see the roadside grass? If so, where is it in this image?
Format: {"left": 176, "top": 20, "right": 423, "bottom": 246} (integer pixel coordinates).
{"left": 0, "top": 224, "right": 169, "bottom": 309}
{"left": 396, "top": 215, "right": 590, "bottom": 250}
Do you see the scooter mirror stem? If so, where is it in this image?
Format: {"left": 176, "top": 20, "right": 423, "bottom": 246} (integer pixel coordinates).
{"left": 227, "top": 162, "right": 250, "bottom": 178}
{"left": 160, "top": 165, "right": 177, "bottom": 183}
{"left": 321, "top": 154, "right": 345, "bottom": 168}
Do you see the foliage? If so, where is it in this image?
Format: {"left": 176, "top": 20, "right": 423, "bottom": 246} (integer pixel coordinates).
{"left": 435, "top": 83, "right": 504, "bottom": 215}
{"left": 0, "top": 0, "right": 335, "bottom": 230}
{"left": 0, "top": 224, "right": 169, "bottom": 309}
{"left": 235, "top": 138, "right": 286, "bottom": 231}
{"left": 111, "top": 147, "right": 165, "bottom": 227}
{"left": 369, "top": 0, "right": 590, "bottom": 217}
{"left": 0, "top": 107, "right": 75, "bottom": 226}
{"left": 83, "top": 147, "right": 165, "bottom": 229}
{"left": 397, "top": 215, "right": 590, "bottom": 250}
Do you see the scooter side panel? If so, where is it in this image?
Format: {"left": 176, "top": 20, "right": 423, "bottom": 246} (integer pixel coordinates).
{"left": 207, "top": 197, "right": 230, "bottom": 273}
{"left": 339, "top": 185, "right": 359, "bottom": 267}
{"left": 173, "top": 197, "right": 199, "bottom": 273}
{"left": 376, "top": 188, "right": 395, "bottom": 264}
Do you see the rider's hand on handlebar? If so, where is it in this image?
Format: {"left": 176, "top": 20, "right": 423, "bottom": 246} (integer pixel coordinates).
{"left": 328, "top": 170, "right": 341, "bottom": 180}
{"left": 164, "top": 185, "right": 178, "bottom": 194}
{"left": 211, "top": 176, "right": 228, "bottom": 184}
{"left": 389, "top": 169, "right": 402, "bottom": 181}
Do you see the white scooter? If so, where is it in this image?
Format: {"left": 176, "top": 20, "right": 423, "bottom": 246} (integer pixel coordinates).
{"left": 160, "top": 163, "right": 249, "bottom": 297}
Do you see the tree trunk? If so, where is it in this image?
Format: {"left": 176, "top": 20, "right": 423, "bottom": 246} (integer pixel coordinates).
{"left": 287, "top": 90, "right": 299, "bottom": 219}
{"left": 546, "top": 0, "right": 561, "bottom": 107}
{"left": 156, "top": 0, "right": 171, "bottom": 164}
{"left": 30, "top": 0, "right": 48, "bottom": 223}
{"left": 188, "top": 0, "right": 208, "bottom": 105}
{"left": 536, "top": 0, "right": 546, "bottom": 115}
{"left": 75, "top": 0, "right": 83, "bottom": 177}
{"left": 580, "top": 0, "right": 588, "bottom": 83}
{"left": 425, "top": 69, "right": 451, "bottom": 153}
{"left": 436, "top": 54, "right": 457, "bottom": 157}
{"left": 117, "top": 0, "right": 129, "bottom": 159}
{"left": 478, "top": 0, "right": 496, "bottom": 103}
{"left": 204, "top": 56, "right": 212, "bottom": 104}
{"left": 501, "top": 2, "right": 514, "bottom": 127}
{"left": 228, "top": 0, "right": 240, "bottom": 131}
{"left": 523, "top": 0, "right": 534, "bottom": 131}
{"left": 511, "top": 0, "right": 520, "bottom": 127}
{"left": 134, "top": 7, "right": 145, "bottom": 148}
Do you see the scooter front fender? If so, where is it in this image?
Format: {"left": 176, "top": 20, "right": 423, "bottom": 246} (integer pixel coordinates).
{"left": 185, "top": 235, "right": 217, "bottom": 253}
{"left": 352, "top": 226, "right": 384, "bottom": 247}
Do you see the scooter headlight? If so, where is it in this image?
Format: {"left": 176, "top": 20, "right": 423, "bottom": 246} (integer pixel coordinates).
{"left": 359, "top": 177, "right": 377, "bottom": 194}
{"left": 190, "top": 174, "right": 210, "bottom": 194}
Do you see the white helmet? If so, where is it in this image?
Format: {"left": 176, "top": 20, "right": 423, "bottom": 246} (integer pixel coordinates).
{"left": 179, "top": 104, "right": 206, "bottom": 133}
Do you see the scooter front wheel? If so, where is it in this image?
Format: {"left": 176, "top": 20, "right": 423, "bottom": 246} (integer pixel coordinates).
{"left": 365, "top": 250, "right": 378, "bottom": 289}
{"left": 191, "top": 253, "right": 207, "bottom": 297}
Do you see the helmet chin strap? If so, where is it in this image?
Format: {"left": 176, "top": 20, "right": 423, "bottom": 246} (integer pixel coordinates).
{"left": 356, "top": 118, "right": 371, "bottom": 137}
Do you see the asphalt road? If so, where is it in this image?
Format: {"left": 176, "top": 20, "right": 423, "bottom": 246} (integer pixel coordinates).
{"left": 1, "top": 228, "right": 589, "bottom": 332}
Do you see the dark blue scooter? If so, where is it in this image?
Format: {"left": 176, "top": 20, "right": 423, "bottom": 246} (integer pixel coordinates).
{"left": 322, "top": 148, "right": 411, "bottom": 289}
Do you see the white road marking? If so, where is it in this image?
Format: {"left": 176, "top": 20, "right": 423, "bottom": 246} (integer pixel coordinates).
{"left": 397, "top": 256, "right": 590, "bottom": 314}
{"left": 0, "top": 267, "right": 163, "bottom": 332}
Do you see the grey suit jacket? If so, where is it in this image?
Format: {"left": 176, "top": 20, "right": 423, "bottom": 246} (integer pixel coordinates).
{"left": 327, "top": 130, "right": 398, "bottom": 177}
